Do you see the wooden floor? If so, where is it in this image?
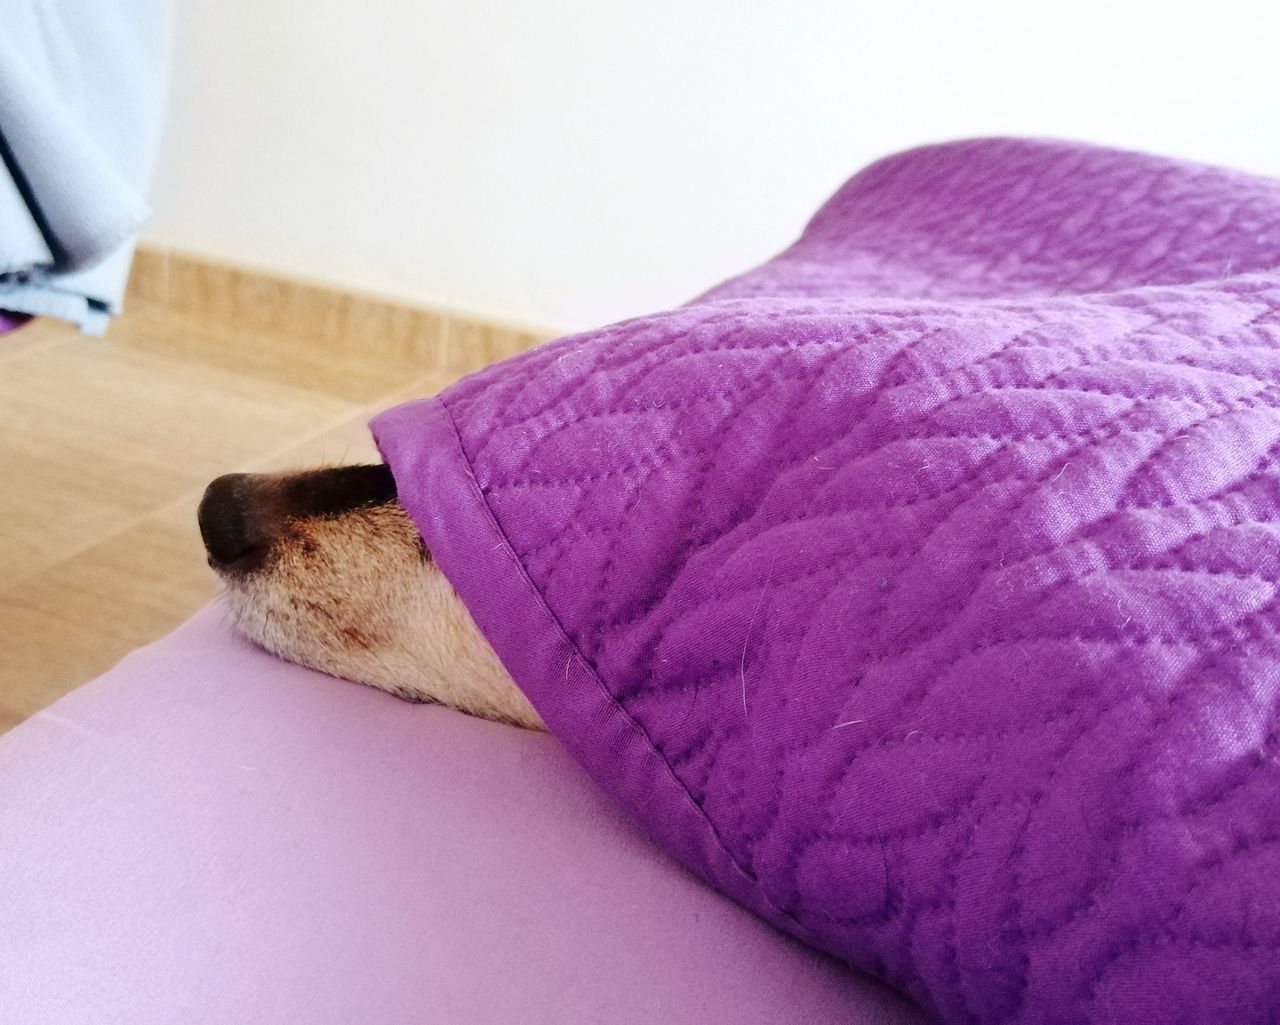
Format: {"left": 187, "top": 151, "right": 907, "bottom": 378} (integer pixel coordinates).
{"left": 0, "top": 259, "right": 549, "bottom": 734}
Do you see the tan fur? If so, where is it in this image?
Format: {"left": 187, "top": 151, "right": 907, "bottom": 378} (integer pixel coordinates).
{"left": 215, "top": 500, "right": 544, "bottom": 730}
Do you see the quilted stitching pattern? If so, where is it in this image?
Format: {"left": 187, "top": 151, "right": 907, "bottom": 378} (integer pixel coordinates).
{"left": 374, "top": 140, "right": 1280, "bottom": 1024}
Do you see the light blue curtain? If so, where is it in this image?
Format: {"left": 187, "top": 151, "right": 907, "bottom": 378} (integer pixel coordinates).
{"left": 0, "top": 0, "right": 173, "bottom": 333}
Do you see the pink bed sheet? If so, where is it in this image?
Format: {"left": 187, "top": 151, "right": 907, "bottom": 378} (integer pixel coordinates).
{"left": 0, "top": 604, "right": 927, "bottom": 1024}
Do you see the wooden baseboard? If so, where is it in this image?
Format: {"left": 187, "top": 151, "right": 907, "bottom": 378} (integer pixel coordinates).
{"left": 128, "top": 246, "right": 558, "bottom": 377}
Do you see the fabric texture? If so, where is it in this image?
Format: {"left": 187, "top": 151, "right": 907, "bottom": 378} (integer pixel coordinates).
{"left": 372, "top": 139, "right": 1280, "bottom": 1024}
{"left": 0, "top": 0, "right": 172, "bottom": 332}
{"left": 0, "top": 605, "right": 922, "bottom": 1025}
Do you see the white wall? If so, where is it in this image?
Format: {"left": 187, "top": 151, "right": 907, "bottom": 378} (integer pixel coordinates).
{"left": 146, "top": 0, "right": 1280, "bottom": 333}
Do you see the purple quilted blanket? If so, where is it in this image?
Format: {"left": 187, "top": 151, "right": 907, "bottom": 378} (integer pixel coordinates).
{"left": 373, "top": 139, "right": 1280, "bottom": 1024}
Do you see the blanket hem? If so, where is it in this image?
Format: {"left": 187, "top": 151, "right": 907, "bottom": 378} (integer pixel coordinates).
{"left": 370, "top": 396, "right": 806, "bottom": 937}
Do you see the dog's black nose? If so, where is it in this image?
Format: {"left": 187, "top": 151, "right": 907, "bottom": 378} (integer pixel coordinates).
{"left": 198, "top": 473, "right": 273, "bottom": 574}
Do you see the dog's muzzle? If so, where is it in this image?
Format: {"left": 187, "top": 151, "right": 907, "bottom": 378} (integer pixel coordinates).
{"left": 198, "top": 473, "right": 275, "bottom": 575}
{"left": 198, "top": 464, "right": 398, "bottom": 576}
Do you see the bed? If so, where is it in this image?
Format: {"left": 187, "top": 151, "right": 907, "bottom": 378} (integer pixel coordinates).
{"left": 0, "top": 604, "right": 924, "bottom": 1023}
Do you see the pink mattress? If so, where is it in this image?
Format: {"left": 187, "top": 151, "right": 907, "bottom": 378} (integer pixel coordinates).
{"left": 0, "top": 604, "right": 928, "bottom": 1023}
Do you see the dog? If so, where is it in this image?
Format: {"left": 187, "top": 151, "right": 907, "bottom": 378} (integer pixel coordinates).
{"left": 197, "top": 465, "right": 544, "bottom": 729}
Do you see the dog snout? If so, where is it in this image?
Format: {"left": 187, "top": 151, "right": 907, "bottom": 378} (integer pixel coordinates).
{"left": 198, "top": 473, "right": 277, "bottom": 574}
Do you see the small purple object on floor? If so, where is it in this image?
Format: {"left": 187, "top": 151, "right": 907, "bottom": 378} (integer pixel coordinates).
{"left": 0, "top": 606, "right": 924, "bottom": 1025}
{"left": 0, "top": 309, "right": 31, "bottom": 334}
{"left": 374, "top": 138, "right": 1280, "bottom": 1024}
